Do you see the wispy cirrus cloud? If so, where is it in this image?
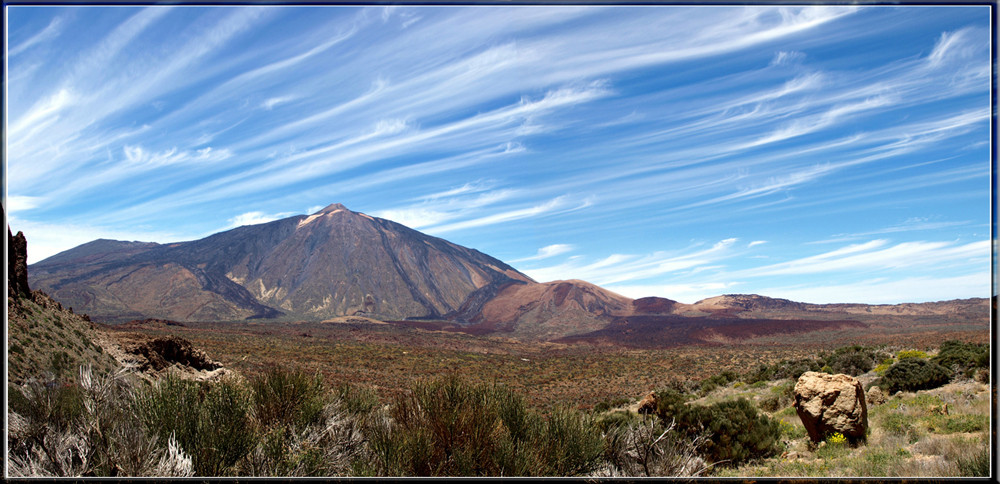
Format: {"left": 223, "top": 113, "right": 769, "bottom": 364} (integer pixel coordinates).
{"left": 122, "top": 144, "right": 233, "bottom": 166}
{"left": 810, "top": 217, "right": 974, "bottom": 244}
{"left": 426, "top": 195, "right": 588, "bottom": 235}
{"left": 7, "top": 16, "right": 63, "bottom": 57}
{"left": 6, "top": 6, "right": 989, "bottom": 302}
{"left": 746, "top": 239, "right": 988, "bottom": 277}
{"left": 754, "top": 273, "right": 989, "bottom": 304}
{"left": 510, "top": 244, "right": 575, "bottom": 263}
{"left": 225, "top": 210, "right": 297, "bottom": 230}
{"left": 523, "top": 238, "right": 740, "bottom": 285}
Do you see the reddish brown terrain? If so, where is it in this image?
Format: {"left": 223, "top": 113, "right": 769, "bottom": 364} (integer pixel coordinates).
{"left": 555, "top": 314, "right": 867, "bottom": 348}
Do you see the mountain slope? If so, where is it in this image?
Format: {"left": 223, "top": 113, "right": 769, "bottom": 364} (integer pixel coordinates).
{"left": 29, "top": 204, "right": 533, "bottom": 323}
{"left": 7, "top": 217, "right": 121, "bottom": 384}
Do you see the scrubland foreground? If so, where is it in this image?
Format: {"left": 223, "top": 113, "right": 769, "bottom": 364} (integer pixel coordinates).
{"left": 7, "top": 339, "right": 991, "bottom": 478}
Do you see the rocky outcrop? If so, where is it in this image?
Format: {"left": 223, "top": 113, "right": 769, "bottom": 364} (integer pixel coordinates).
{"left": 793, "top": 371, "right": 868, "bottom": 444}
{"left": 8, "top": 225, "right": 31, "bottom": 299}
{"left": 124, "top": 335, "right": 222, "bottom": 373}
{"left": 637, "top": 392, "right": 659, "bottom": 414}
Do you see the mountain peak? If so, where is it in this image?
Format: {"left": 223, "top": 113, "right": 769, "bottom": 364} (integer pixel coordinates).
{"left": 316, "top": 203, "right": 349, "bottom": 214}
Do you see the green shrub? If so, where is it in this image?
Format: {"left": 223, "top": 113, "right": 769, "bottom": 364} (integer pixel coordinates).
{"left": 536, "top": 406, "right": 605, "bottom": 476}
{"left": 370, "top": 376, "right": 545, "bottom": 476}
{"left": 928, "top": 414, "right": 989, "bottom": 434}
{"left": 135, "top": 375, "right": 202, "bottom": 453}
{"left": 876, "top": 358, "right": 951, "bottom": 394}
{"left": 690, "top": 398, "right": 783, "bottom": 466}
{"left": 745, "top": 358, "right": 822, "bottom": 384}
{"left": 757, "top": 380, "right": 795, "bottom": 413}
{"left": 49, "top": 351, "right": 74, "bottom": 378}
{"left": 595, "top": 411, "right": 641, "bottom": 432}
{"left": 757, "top": 394, "right": 782, "bottom": 413}
{"left": 653, "top": 389, "right": 689, "bottom": 421}
{"left": 10, "top": 367, "right": 195, "bottom": 478}
{"left": 135, "top": 375, "right": 256, "bottom": 476}
{"left": 879, "top": 413, "right": 919, "bottom": 443}
{"left": 932, "top": 341, "right": 989, "bottom": 375}
{"left": 336, "top": 382, "right": 380, "bottom": 416}
{"left": 657, "top": 393, "right": 782, "bottom": 467}
{"left": 956, "top": 443, "right": 990, "bottom": 477}
{"left": 827, "top": 346, "right": 877, "bottom": 376}
{"left": 249, "top": 365, "right": 327, "bottom": 429}
{"left": 198, "top": 377, "right": 256, "bottom": 476}
{"left": 20, "top": 379, "right": 87, "bottom": 434}
{"left": 593, "top": 396, "right": 632, "bottom": 414}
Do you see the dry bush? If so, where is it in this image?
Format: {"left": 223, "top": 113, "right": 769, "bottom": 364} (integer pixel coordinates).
{"left": 7, "top": 366, "right": 194, "bottom": 477}
{"left": 597, "top": 416, "right": 708, "bottom": 477}
{"left": 238, "top": 400, "right": 366, "bottom": 476}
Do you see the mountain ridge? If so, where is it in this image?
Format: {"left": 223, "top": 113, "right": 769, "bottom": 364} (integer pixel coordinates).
{"left": 27, "top": 203, "right": 988, "bottom": 341}
{"left": 30, "top": 204, "right": 533, "bottom": 323}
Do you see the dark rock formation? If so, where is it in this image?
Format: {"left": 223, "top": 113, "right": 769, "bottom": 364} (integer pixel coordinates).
{"left": 8, "top": 225, "right": 31, "bottom": 299}
{"left": 125, "top": 336, "right": 221, "bottom": 372}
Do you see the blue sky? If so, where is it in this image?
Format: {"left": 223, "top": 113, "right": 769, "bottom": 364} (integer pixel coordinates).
{"left": 4, "top": 5, "right": 993, "bottom": 304}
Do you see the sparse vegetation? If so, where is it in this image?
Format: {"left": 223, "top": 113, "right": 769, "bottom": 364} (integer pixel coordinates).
{"left": 7, "top": 321, "right": 990, "bottom": 478}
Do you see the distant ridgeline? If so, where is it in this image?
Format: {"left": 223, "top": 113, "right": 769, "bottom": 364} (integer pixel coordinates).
{"left": 25, "top": 203, "right": 990, "bottom": 343}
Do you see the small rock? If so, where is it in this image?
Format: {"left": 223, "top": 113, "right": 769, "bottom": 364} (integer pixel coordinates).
{"left": 929, "top": 403, "right": 949, "bottom": 415}
{"left": 637, "top": 391, "right": 658, "bottom": 414}
{"left": 867, "top": 385, "right": 887, "bottom": 406}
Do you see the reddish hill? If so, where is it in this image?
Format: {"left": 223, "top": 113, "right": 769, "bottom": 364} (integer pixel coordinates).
{"left": 690, "top": 294, "right": 989, "bottom": 318}
{"left": 692, "top": 294, "right": 808, "bottom": 313}
{"left": 448, "top": 279, "right": 633, "bottom": 340}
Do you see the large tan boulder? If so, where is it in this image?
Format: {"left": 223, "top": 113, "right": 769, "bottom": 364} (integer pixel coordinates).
{"left": 793, "top": 371, "right": 868, "bottom": 443}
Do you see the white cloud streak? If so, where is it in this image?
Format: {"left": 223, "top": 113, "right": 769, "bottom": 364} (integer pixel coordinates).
{"left": 745, "top": 239, "right": 989, "bottom": 277}
{"left": 510, "top": 244, "right": 575, "bottom": 263}
{"left": 225, "top": 211, "right": 296, "bottom": 229}
{"left": 8, "top": 16, "right": 63, "bottom": 57}
{"left": 524, "top": 238, "right": 740, "bottom": 285}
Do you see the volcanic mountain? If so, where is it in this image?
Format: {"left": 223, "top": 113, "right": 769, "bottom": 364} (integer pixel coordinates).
{"left": 29, "top": 204, "right": 534, "bottom": 323}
